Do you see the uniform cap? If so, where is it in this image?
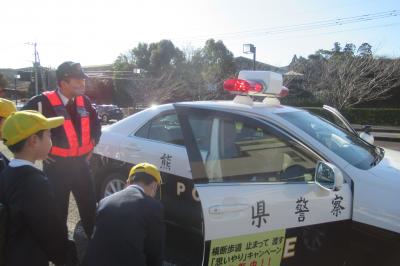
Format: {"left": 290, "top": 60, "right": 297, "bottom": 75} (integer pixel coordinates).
{"left": 0, "top": 98, "right": 17, "bottom": 118}
{"left": 56, "top": 61, "right": 88, "bottom": 81}
{"left": 2, "top": 110, "right": 64, "bottom": 146}
{"left": 128, "top": 163, "right": 162, "bottom": 184}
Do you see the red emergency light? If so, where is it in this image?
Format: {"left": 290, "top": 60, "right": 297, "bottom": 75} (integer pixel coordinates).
{"left": 223, "top": 79, "right": 263, "bottom": 94}
{"left": 279, "top": 86, "right": 289, "bottom": 97}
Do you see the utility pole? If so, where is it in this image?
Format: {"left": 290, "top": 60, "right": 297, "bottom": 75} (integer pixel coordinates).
{"left": 34, "top": 43, "right": 39, "bottom": 95}
{"left": 25, "top": 42, "right": 39, "bottom": 95}
{"left": 37, "top": 51, "right": 47, "bottom": 91}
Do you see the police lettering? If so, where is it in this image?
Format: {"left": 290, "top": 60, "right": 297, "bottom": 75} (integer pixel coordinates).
{"left": 176, "top": 181, "right": 200, "bottom": 202}
{"left": 283, "top": 237, "right": 297, "bottom": 259}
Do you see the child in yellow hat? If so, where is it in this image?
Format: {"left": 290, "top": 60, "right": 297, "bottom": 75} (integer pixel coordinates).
{"left": 0, "top": 110, "right": 78, "bottom": 266}
{"left": 0, "top": 98, "right": 16, "bottom": 172}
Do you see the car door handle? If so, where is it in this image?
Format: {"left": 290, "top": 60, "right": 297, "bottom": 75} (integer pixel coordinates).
{"left": 209, "top": 204, "right": 250, "bottom": 215}
{"left": 125, "top": 144, "right": 141, "bottom": 151}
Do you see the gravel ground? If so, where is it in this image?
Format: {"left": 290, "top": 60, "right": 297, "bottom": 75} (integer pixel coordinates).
{"left": 67, "top": 195, "right": 89, "bottom": 262}
{"left": 67, "top": 195, "right": 80, "bottom": 237}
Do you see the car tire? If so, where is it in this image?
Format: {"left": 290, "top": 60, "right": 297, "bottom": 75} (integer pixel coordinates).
{"left": 301, "top": 225, "right": 327, "bottom": 252}
{"left": 101, "top": 114, "right": 109, "bottom": 123}
{"left": 99, "top": 172, "right": 126, "bottom": 199}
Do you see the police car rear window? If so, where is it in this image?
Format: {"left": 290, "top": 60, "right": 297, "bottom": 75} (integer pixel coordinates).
{"left": 135, "top": 113, "right": 184, "bottom": 146}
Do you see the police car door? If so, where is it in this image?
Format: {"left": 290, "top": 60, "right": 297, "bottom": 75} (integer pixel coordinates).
{"left": 129, "top": 110, "right": 204, "bottom": 265}
{"left": 176, "top": 105, "right": 352, "bottom": 266}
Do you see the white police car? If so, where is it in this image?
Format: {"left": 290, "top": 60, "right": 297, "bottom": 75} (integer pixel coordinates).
{"left": 91, "top": 71, "right": 400, "bottom": 266}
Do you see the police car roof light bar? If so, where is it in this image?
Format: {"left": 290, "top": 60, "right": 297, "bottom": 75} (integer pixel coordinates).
{"left": 223, "top": 78, "right": 263, "bottom": 94}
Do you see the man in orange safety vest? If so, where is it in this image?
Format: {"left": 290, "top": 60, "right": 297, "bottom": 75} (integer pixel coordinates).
{"left": 23, "top": 61, "right": 102, "bottom": 242}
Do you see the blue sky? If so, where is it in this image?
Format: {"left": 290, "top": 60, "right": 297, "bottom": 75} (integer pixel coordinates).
{"left": 1, "top": 0, "right": 399, "bottom": 69}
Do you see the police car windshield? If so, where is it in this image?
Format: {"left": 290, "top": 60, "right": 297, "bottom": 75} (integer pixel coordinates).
{"left": 278, "top": 111, "right": 379, "bottom": 170}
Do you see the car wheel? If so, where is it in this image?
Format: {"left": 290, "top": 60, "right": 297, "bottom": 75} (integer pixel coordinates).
{"left": 101, "top": 114, "right": 109, "bottom": 123}
{"left": 301, "top": 226, "right": 327, "bottom": 252}
{"left": 100, "top": 172, "right": 126, "bottom": 198}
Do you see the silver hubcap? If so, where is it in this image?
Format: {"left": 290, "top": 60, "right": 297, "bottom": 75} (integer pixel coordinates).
{"left": 104, "top": 179, "right": 125, "bottom": 197}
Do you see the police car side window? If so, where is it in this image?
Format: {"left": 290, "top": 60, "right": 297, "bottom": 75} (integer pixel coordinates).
{"left": 209, "top": 118, "right": 318, "bottom": 183}
{"left": 135, "top": 121, "right": 150, "bottom": 138}
{"left": 188, "top": 114, "right": 214, "bottom": 153}
{"left": 136, "top": 113, "right": 184, "bottom": 146}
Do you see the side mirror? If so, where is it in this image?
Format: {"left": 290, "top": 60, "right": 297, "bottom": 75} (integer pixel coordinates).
{"left": 359, "top": 125, "right": 374, "bottom": 145}
{"left": 315, "top": 161, "right": 344, "bottom": 191}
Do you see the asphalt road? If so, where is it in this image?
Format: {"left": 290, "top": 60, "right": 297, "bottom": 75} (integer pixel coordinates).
{"left": 375, "top": 140, "right": 400, "bottom": 151}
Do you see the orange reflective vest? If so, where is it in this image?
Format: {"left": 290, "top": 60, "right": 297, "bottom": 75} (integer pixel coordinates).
{"left": 43, "top": 91, "right": 94, "bottom": 157}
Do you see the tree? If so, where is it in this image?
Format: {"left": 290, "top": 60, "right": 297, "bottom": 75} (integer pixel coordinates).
{"left": 290, "top": 54, "right": 326, "bottom": 93}
{"left": 192, "top": 39, "right": 236, "bottom": 99}
{"left": 343, "top": 43, "right": 356, "bottom": 56}
{"left": 110, "top": 39, "right": 237, "bottom": 105}
{"left": 357, "top": 43, "right": 372, "bottom": 57}
{"left": 320, "top": 56, "right": 400, "bottom": 109}
{"left": 112, "top": 40, "right": 196, "bottom": 105}
{"left": 290, "top": 42, "right": 400, "bottom": 109}
{"left": 131, "top": 43, "right": 151, "bottom": 70}
{"left": 290, "top": 55, "right": 298, "bottom": 65}
{"left": 149, "top": 40, "right": 180, "bottom": 75}
{"left": 181, "top": 44, "right": 197, "bottom": 62}
{"left": 134, "top": 70, "right": 193, "bottom": 104}
{"left": 332, "top": 42, "right": 342, "bottom": 55}
{"left": 117, "top": 40, "right": 185, "bottom": 75}
{"left": 86, "top": 78, "right": 114, "bottom": 104}
{"left": 112, "top": 54, "right": 135, "bottom": 107}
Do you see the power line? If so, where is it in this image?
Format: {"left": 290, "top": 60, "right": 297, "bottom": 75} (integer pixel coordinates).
{"left": 173, "top": 9, "right": 400, "bottom": 42}
{"left": 262, "top": 12, "right": 398, "bottom": 35}
{"left": 87, "top": 75, "right": 152, "bottom": 81}
{"left": 85, "top": 70, "right": 135, "bottom": 73}
{"left": 83, "top": 10, "right": 400, "bottom": 79}
{"left": 249, "top": 22, "right": 400, "bottom": 42}
{"left": 86, "top": 22, "right": 400, "bottom": 79}
{"left": 87, "top": 73, "right": 138, "bottom": 76}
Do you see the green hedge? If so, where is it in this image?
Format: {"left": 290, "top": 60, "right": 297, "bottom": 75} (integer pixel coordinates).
{"left": 303, "top": 107, "right": 400, "bottom": 126}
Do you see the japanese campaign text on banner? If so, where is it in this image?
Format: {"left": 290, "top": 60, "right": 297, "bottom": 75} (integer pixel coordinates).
{"left": 208, "top": 229, "right": 286, "bottom": 266}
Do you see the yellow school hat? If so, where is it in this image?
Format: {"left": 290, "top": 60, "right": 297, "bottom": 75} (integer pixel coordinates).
{"left": 128, "top": 163, "right": 162, "bottom": 184}
{"left": 2, "top": 110, "right": 65, "bottom": 146}
{"left": 0, "top": 98, "right": 17, "bottom": 118}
